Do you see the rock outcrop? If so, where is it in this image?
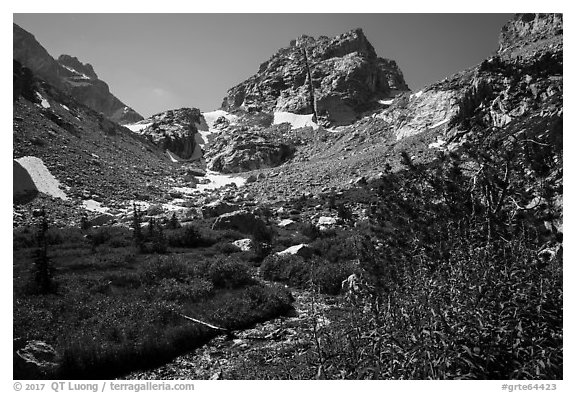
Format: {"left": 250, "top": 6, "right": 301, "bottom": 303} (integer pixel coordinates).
{"left": 128, "top": 108, "right": 203, "bottom": 160}
{"left": 13, "top": 23, "right": 143, "bottom": 124}
{"left": 499, "top": 13, "right": 563, "bottom": 54}
{"left": 376, "top": 13, "right": 563, "bottom": 142}
{"left": 206, "top": 126, "right": 296, "bottom": 174}
{"left": 211, "top": 210, "right": 268, "bottom": 237}
{"left": 221, "top": 28, "right": 409, "bottom": 126}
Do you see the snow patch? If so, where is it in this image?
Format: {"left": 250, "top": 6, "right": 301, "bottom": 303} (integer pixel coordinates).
{"left": 273, "top": 112, "right": 319, "bottom": 130}
{"left": 61, "top": 104, "right": 70, "bottom": 111}
{"left": 166, "top": 151, "right": 180, "bottom": 163}
{"left": 171, "top": 170, "right": 246, "bottom": 195}
{"left": 62, "top": 65, "right": 90, "bottom": 79}
{"left": 200, "top": 110, "right": 237, "bottom": 131}
{"left": 125, "top": 122, "right": 152, "bottom": 133}
{"left": 197, "top": 171, "right": 246, "bottom": 191}
{"left": 35, "top": 92, "right": 50, "bottom": 108}
{"left": 410, "top": 90, "right": 424, "bottom": 100}
{"left": 430, "top": 118, "right": 449, "bottom": 129}
{"left": 378, "top": 99, "right": 394, "bottom": 105}
{"left": 82, "top": 199, "right": 109, "bottom": 213}
{"left": 15, "top": 156, "right": 68, "bottom": 200}
{"left": 428, "top": 139, "right": 447, "bottom": 149}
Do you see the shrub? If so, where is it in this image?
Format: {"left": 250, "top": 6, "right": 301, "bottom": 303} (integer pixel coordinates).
{"left": 214, "top": 242, "right": 241, "bottom": 254}
{"left": 208, "top": 257, "right": 254, "bottom": 289}
{"left": 260, "top": 254, "right": 310, "bottom": 288}
{"left": 166, "top": 225, "right": 214, "bottom": 248}
{"left": 312, "top": 260, "right": 356, "bottom": 295}
{"left": 140, "top": 257, "right": 194, "bottom": 285}
{"left": 154, "top": 278, "right": 214, "bottom": 302}
{"left": 299, "top": 222, "right": 321, "bottom": 241}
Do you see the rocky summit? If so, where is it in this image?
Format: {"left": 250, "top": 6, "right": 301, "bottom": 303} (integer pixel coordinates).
{"left": 126, "top": 108, "right": 204, "bottom": 161}
{"left": 13, "top": 24, "right": 143, "bottom": 124}
{"left": 221, "top": 28, "right": 409, "bottom": 126}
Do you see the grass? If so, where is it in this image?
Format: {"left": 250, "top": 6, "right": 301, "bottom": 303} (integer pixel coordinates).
{"left": 13, "top": 225, "right": 294, "bottom": 380}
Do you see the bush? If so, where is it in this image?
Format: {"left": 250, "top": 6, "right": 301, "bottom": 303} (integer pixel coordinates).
{"left": 312, "top": 261, "right": 356, "bottom": 295}
{"left": 208, "top": 257, "right": 254, "bottom": 289}
{"left": 309, "top": 232, "right": 358, "bottom": 263}
{"left": 154, "top": 278, "right": 214, "bottom": 302}
{"left": 214, "top": 242, "right": 241, "bottom": 254}
{"left": 299, "top": 222, "right": 321, "bottom": 241}
{"left": 260, "top": 254, "right": 310, "bottom": 288}
{"left": 140, "top": 257, "right": 194, "bottom": 285}
{"left": 261, "top": 254, "right": 355, "bottom": 295}
{"left": 166, "top": 225, "right": 214, "bottom": 248}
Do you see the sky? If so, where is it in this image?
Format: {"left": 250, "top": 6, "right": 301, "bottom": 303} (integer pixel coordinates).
{"left": 13, "top": 13, "right": 513, "bottom": 118}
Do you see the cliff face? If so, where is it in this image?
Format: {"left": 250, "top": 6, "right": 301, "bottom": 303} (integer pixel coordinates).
{"left": 375, "top": 13, "right": 563, "bottom": 142}
{"left": 13, "top": 24, "right": 143, "bottom": 125}
{"left": 221, "top": 28, "right": 410, "bottom": 126}
{"left": 127, "top": 108, "right": 203, "bottom": 161}
{"left": 499, "top": 13, "right": 563, "bottom": 54}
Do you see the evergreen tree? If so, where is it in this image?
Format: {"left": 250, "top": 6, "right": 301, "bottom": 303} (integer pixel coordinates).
{"left": 131, "top": 202, "right": 144, "bottom": 251}
{"left": 32, "top": 207, "right": 55, "bottom": 294}
{"left": 167, "top": 212, "right": 181, "bottom": 229}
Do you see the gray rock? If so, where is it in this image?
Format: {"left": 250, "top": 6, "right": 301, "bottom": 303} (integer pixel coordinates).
{"left": 212, "top": 210, "right": 267, "bottom": 236}
{"left": 202, "top": 200, "right": 240, "bottom": 218}
{"left": 277, "top": 244, "right": 314, "bottom": 259}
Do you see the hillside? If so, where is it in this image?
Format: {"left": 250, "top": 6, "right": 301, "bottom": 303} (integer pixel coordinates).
{"left": 13, "top": 23, "right": 143, "bottom": 124}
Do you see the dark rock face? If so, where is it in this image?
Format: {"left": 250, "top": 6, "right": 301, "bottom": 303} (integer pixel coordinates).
{"left": 206, "top": 128, "right": 295, "bottom": 174}
{"left": 13, "top": 160, "right": 39, "bottom": 204}
{"left": 131, "top": 108, "right": 203, "bottom": 160}
{"left": 499, "top": 13, "right": 563, "bottom": 53}
{"left": 13, "top": 24, "right": 143, "bottom": 125}
{"left": 221, "top": 28, "right": 409, "bottom": 125}
{"left": 211, "top": 210, "right": 268, "bottom": 237}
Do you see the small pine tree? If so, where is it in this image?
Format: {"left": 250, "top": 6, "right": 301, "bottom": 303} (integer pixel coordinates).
{"left": 32, "top": 207, "right": 55, "bottom": 294}
{"left": 167, "top": 212, "right": 181, "bottom": 229}
{"left": 80, "top": 213, "right": 90, "bottom": 230}
{"left": 151, "top": 223, "right": 168, "bottom": 254}
{"left": 147, "top": 217, "right": 157, "bottom": 240}
{"left": 131, "top": 202, "right": 144, "bottom": 251}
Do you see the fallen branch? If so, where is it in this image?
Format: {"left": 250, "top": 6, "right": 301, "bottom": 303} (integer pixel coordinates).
{"left": 178, "top": 314, "right": 227, "bottom": 332}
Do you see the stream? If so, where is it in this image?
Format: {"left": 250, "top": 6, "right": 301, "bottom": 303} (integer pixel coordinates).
{"left": 124, "top": 289, "right": 344, "bottom": 380}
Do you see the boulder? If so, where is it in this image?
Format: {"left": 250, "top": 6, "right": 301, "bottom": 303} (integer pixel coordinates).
{"left": 278, "top": 219, "right": 295, "bottom": 228}
{"left": 88, "top": 213, "right": 114, "bottom": 227}
{"left": 15, "top": 340, "right": 58, "bottom": 378}
{"left": 207, "top": 131, "right": 295, "bottom": 174}
{"left": 201, "top": 200, "right": 240, "bottom": 218}
{"left": 277, "top": 244, "right": 314, "bottom": 259}
{"left": 317, "top": 216, "right": 337, "bottom": 226}
{"left": 212, "top": 210, "right": 268, "bottom": 236}
{"left": 232, "top": 238, "right": 254, "bottom": 252}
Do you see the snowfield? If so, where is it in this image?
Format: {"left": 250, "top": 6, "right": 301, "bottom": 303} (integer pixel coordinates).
{"left": 82, "top": 199, "right": 109, "bottom": 213}
{"left": 273, "top": 112, "right": 319, "bottom": 130}
{"left": 15, "top": 156, "right": 68, "bottom": 200}
{"left": 124, "top": 122, "right": 152, "bottom": 133}
{"left": 200, "top": 110, "right": 237, "bottom": 130}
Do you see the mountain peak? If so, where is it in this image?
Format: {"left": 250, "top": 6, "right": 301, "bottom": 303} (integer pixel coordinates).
{"left": 57, "top": 54, "right": 98, "bottom": 79}
{"left": 222, "top": 28, "right": 408, "bottom": 126}
{"left": 13, "top": 24, "right": 143, "bottom": 125}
